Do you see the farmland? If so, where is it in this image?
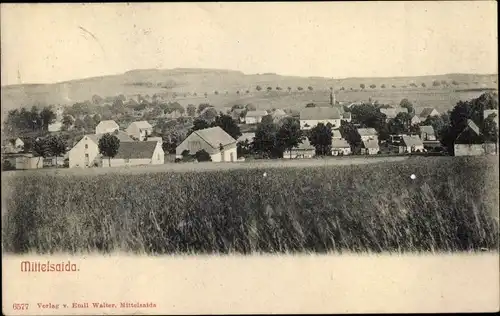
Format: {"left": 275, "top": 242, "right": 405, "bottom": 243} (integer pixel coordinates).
{"left": 2, "top": 156, "right": 498, "bottom": 255}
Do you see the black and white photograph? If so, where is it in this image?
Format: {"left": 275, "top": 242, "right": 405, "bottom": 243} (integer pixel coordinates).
{"left": 1, "top": 2, "right": 499, "bottom": 315}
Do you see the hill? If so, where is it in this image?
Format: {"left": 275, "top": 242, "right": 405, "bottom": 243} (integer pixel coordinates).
{"left": 1, "top": 68, "right": 498, "bottom": 117}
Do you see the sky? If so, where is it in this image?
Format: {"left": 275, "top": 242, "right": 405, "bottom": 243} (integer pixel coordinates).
{"left": 1, "top": 2, "right": 497, "bottom": 86}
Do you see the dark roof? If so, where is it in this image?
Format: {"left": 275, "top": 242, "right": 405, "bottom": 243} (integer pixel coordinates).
{"left": 419, "top": 107, "right": 438, "bottom": 118}
{"left": 113, "top": 141, "right": 158, "bottom": 159}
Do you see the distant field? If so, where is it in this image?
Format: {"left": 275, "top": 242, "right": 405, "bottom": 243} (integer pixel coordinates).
{"left": 1, "top": 68, "right": 497, "bottom": 116}
{"left": 2, "top": 156, "right": 498, "bottom": 255}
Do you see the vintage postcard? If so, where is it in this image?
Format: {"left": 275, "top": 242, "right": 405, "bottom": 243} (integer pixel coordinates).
{"left": 1, "top": 2, "right": 499, "bottom": 315}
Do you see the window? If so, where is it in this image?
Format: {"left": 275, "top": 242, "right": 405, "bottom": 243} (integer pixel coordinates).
{"left": 85, "top": 154, "right": 89, "bottom": 158}
{"left": 85, "top": 144, "right": 88, "bottom": 149}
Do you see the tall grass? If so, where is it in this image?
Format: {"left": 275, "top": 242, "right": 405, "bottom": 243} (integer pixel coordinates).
{"left": 2, "top": 157, "right": 498, "bottom": 255}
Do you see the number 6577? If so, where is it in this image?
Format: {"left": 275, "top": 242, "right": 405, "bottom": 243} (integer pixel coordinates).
{"left": 13, "top": 303, "right": 29, "bottom": 310}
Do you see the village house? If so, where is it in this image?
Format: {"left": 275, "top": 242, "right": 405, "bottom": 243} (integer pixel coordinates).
{"left": 454, "top": 119, "right": 497, "bottom": 156}
{"left": 103, "top": 141, "right": 164, "bottom": 167}
{"left": 271, "top": 109, "right": 288, "bottom": 123}
{"left": 419, "top": 107, "right": 440, "bottom": 120}
{"left": 399, "top": 135, "right": 425, "bottom": 153}
{"left": 420, "top": 125, "right": 437, "bottom": 141}
{"left": 357, "top": 128, "right": 378, "bottom": 141}
{"left": 126, "top": 121, "right": 153, "bottom": 141}
{"left": 331, "top": 138, "right": 351, "bottom": 156}
{"left": 230, "top": 108, "right": 246, "bottom": 123}
{"left": 410, "top": 114, "right": 421, "bottom": 125}
{"left": 237, "top": 133, "right": 255, "bottom": 145}
{"left": 245, "top": 110, "right": 268, "bottom": 124}
{"left": 484, "top": 109, "right": 498, "bottom": 124}
{"left": 15, "top": 153, "right": 44, "bottom": 170}
{"left": 361, "top": 139, "right": 380, "bottom": 155}
{"left": 299, "top": 107, "right": 341, "bottom": 130}
{"left": 68, "top": 131, "right": 133, "bottom": 168}
{"left": 95, "top": 120, "right": 120, "bottom": 135}
{"left": 380, "top": 107, "right": 408, "bottom": 122}
{"left": 285, "top": 138, "right": 315, "bottom": 159}
{"left": 332, "top": 130, "right": 342, "bottom": 139}
{"left": 175, "top": 126, "right": 237, "bottom": 162}
{"left": 3, "top": 138, "right": 25, "bottom": 153}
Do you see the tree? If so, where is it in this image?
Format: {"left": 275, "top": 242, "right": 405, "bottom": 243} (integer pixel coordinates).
{"left": 253, "top": 120, "right": 282, "bottom": 158}
{"left": 84, "top": 115, "right": 95, "bottom": 132}
{"left": 256, "top": 85, "right": 262, "bottom": 91}
{"left": 287, "top": 87, "right": 292, "bottom": 92}
{"left": 421, "top": 83, "right": 426, "bottom": 88}
{"left": 307, "top": 86, "right": 313, "bottom": 91}
{"left": 237, "top": 139, "right": 252, "bottom": 158}
{"left": 195, "top": 149, "right": 211, "bottom": 162}
{"left": 198, "top": 103, "right": 212, "bottom": 114}
{"left": 483, "top": 114, "right": 498, "bottom": 143}
{"left": 267, "top": 87, "right": 272, "bottom": 92}
{"left": 381, "top": 84, "right": 386, "bottom": 88}
{"left": 189, "top": 118, "right": 211, "bottom": 134}
{"left": 360, "top": 84, "right": 365, "bottom": 90}
{"left": 388, "top": 113, "right": 412, "bottom": 135}
{"left": 32, "top": 138, "right": 50, "bottom": 166}
{"left": 98, "top": 133, "right": 120, "bottom": 167}
{"left": 214, "top": 91, "right": 219, "bottom": 95}
{"left": 369, "top": 84, "right": 376, "bottom": 89}
{"left": 39, "top": 107, "right": 56, "bottom": 131}
{"left": 187, "top": 104, "right": 197, "bottom": 117}
{"left": 200, "top": 107, "right": 218, "bottom": 122}
{"left": 451, "top": 80, "right": 459, "bottom": 86}
{"left": 399, "top": 98, "right": 414, "bottom": 114}
{"left": 204, "top": 92, "right": 208, "bottom": 98}
{"left": 339, "top": 120, "right": 362, "bottom": 151}
{"left": 432, "top": 80, "right": 441, "bottom": 87}
{"left": 236, "top": 90, "right": 240, "bottom": 95}
{"left": 276, "top": 117, "right": 303, "bottom": 158}
{"left": 276, "top": 86, "right": 282, "bottom": 91}
{"left": 297, "top": 86, "right": 304, "bottom": 91}
{"left": 392, "top": 84, "right": 396, "bottom": 88}
{"left": 309, "top": 123, "right": 332, "bottom": 156}
{"left": 73, "top": 118, "right": 85, "bottom": 131}
{"left": 92, "top": 94, "right": 103, "bottom": 105}
{"left": 46, "top": 135, "right": 66, "bottom": 167}
{"left": 409, "top": 83, "right": 418, "bottom": 88}
{"left": 350, "top": 103, "right": 388, "bottom": 140}
{"left": 305, "top": 103, "right": 316, "bottom": 108}
{"left": 246, "top": 90, "right": 250, "bottom": 94}
{"left": 211, "top": 113, "right": 242, "bottom": 139}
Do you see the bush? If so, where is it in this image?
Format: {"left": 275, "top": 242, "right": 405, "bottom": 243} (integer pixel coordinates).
{"left": 195, "top": 149, "right": 211, "bottom": 162}
{"left": 2, "top": 159, "right": 16, "bottom": 171}
{"left": 2, "top": 157, "right": 498, "bottom": 254}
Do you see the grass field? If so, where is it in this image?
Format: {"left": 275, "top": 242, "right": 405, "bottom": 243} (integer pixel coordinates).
{"left": 2, "top": 156, "right": 498, "bottom": 255}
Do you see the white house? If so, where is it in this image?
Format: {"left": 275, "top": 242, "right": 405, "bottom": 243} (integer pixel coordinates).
{"left": 361, "top": 139, "right": 380, "bottom": 155}
{"left": 175, "top": 126, "right": 237, "bottom": 162}
{"left": 15, "top": 153, "right": 44, "bottom": 170}
{"left": 245, "top": 110, "right": 268, "bottom": 124}
{"left": 299, "top": 107, "right": 342, "bottom": 130}
{"left": 419, "top": 108, "right": 440, "bottom": 120}
{"left": 95, "top": 120, "right": 120, "bottom": 135}
{"left": 399, "top": 135, "right": 425, "bottom": 153}
{"left": 126, "top": 121, "right": 153, "bottom": 141}
{"left": 103, "top": 141, "right": 164, "bottom": 167}
{"left": 420, "top": 125, "right": 437, "bottom": 141}
{"left": 357, "top": 128, "right": 378, "bottom": 141}
{"left": 410, "top": 114, "right": 421, "bottom": 125}
{"left": 331, "top": 139, "right": 351, "bottom": 156}
{"left": 237, "top": 133, "right": 255, "bottom": 145}
{"left": 332, "top": 130, "right": 342, "bottom": 139}
{"left": 380, "top": 107, "right": 408, "bottom": 121}
{"left": 68, "top": 131, "right": 133, "bottom": 168}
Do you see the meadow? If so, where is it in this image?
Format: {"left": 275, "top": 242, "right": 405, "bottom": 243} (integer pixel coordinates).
{"left": 1, "top": 156, "right": 498, "bottom": 255}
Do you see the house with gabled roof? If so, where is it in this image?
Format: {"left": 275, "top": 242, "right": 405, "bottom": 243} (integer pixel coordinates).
{"left": 484, "top": 109, "right": 498, "bottom": 124}
{"left": 95, "top": 120, "right": 120, "bottom": 135}
{"left": 453, "top": 119, "right": 497, "bottom": 156}
{"left": 104, "top": 141, "right": 164, "bottom": 167}
{"left": 237, "top": 133, "right": 255, "bottom": 145}
{"left": 68, "top": 130, "right": 134, "bottom": 168}
{"left": 357, "top": 128, "right": 378, "bottom": 141}
{"left": 331, "top": 138, "right": 351, "bottom": 156}
{"left": 419, "top": 107, "right": 440, "bottom": 120}
{"left": 399, "top": 135, "right": 425, "bottom": 153}
{"left": 299, "top": 107, "right": 341, "bottom": 130}
{"left": 380, "top": 107, "right": 408, "bottom": 122}
{"left": 361, "top": 139, "right": 380, "bottom": 155}
{"left": 126, "top": 121, "right": 153, "bottom": 141}
{"left": 285, "top": 138, "right": 315, "bottom": 159}
{"left": 419, "top": 125, "right": 437, "bottom": 141}
{"left": 175, "top": 126, "right": 237, "bottom": 162}
{"left": 410, "top": 114, "right": 421, "bottom": 125}
{"left": 245, "top": 110, "right": 268, "bottom": 124}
